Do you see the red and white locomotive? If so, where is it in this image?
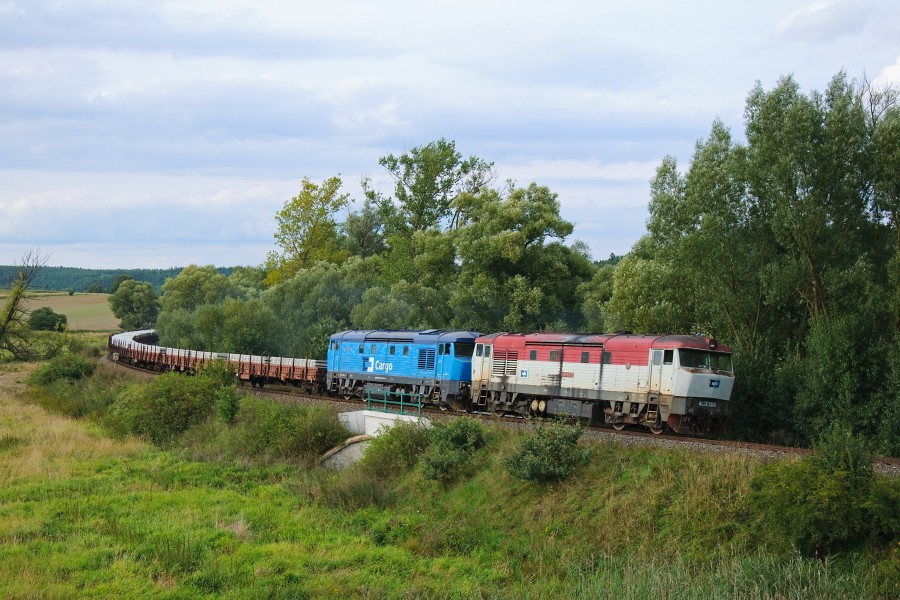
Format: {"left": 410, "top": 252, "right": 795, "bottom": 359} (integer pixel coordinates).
{"left": 470, "top": 332, "right": 734, "bottom": 434}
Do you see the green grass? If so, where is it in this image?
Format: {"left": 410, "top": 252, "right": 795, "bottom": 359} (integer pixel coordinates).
{"left": 1, "top": 365, "right": 897, "bottom": 599}
{"left": 0, "top": 290, "right": 119, "bottom": 331}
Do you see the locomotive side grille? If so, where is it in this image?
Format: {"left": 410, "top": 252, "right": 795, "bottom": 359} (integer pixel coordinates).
{"left": 418, "top": 349, "right": 435, "bottom": 371}
{"left": 505, "top": 351, "right": 518, "bottom": 375}
{"left": 492, "top": 350, "right": 507, "bottom": 376}
{"left": 491, "top": 350, "right": 519, "bottom": 377}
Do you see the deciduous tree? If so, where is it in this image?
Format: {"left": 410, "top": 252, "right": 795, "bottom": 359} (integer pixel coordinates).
{"left": 109, "top": 279, "right": 160, "bottom": 330}
{"left": 265, "top": 176, "right": 350, "bottom": 284}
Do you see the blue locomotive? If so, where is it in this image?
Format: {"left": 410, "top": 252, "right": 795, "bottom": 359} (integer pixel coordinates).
{"left": 326, "top": 329, "right": 480, "bottom": 409}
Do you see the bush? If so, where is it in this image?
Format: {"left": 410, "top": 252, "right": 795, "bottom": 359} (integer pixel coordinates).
{"left": 359, "top": 421, "right": 431, "bottom": 479}
{"left": 748, "top": 426, "right": 895, "bottom": 556}
{"left": 28, "top": 353, "right": 96, "bottom": 385}
{"left": 28, "top": 306, "right": 67, "bottom": 332}
{"left": 421, "top": 418, "right": 486, "bottom": 482}
{"left": 503, "top": 422, "right": 589, "bottom": 483}
{"left": 105, "top": 372, "right": 221, "bottom": 445}
{"left": 33, "top": 363, "right": 124, "bottom": 419}
{"left": 233, "top": 397, "right": 348, "bottom": 460}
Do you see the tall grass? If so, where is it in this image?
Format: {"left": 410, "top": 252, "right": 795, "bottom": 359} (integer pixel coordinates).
{"left": 4, "top": 361, "right": 899, "bottom": 598}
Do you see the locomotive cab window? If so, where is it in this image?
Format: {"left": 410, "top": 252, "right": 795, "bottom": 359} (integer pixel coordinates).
{"left": 358, "top": 344, "right": 364, "bottom": 353}
{"left": 389, "top": 346, "right": 395, "bottom": 355}
{"left": 581, "top": 351, "right": 590, "bottom": 364}
{"left": 484, "top": 346, "right": 492, "bottom": 358}
{"left": 679, "top": 349, "right": 709, "bottom": 368}
{"left": 403, "top": 346, "right": 409, "bottom": 356}
{"left": 371, "top": 345, "right": 376, "bottom": 353}
{"left": 476, "top": 344, "right": 483, "bottom": 357}
{"left": 455, "top": 343, "right": 475, "bottom": 357}
{"left": 549, "top": 350, "right": 558, "bottom": 361}
{"left": 663, "top": 350, "right": 674, "bottom": 365}
{"left": 530, "top": 350, "right": 537, "bottom": 360}
{"left": 652, "top": 350, "right": 662, "bottom": 365}
{"left": 438, "top": 344, "right": 444, "bottom": 355}
{"left": 710, "top": 353, "right": 733, "bottom": 372}
{"left": 602, "top": 352, "right": 612, "bottom": 364}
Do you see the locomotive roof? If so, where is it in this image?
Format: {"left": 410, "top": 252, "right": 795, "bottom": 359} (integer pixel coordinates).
{"left": 331, "top": 329, "right": 481, "bottom": 344}
{"left": 476, "top": 332, "right": 732, "bottom": 353}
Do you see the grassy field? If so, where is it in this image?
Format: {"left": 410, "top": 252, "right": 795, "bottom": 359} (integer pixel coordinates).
{"left": 0, "top": 290, "right": 118, "bottom": 331}
{"left": 1, "top": 361, "right": 897, "bottom": 599}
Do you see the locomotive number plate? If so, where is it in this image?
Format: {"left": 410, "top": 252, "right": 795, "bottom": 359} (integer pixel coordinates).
{"left": 698, "top": 401, "right": 717, "bottom": 408}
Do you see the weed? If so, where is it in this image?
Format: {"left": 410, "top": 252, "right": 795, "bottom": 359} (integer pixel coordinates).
{"left": 0, "top": 434, "right": 24, "bottom": 452}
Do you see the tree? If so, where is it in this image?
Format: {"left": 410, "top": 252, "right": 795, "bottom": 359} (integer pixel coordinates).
{"left": 265, "top": 176, "right": 351, "bottom": 284}
{"left": 109, "top": 280, "right": 160, "bottom": 330}
{"left": 450, "top": 183, "right": 594, "bottom": 331}
{"left": 365, "top": 138, "right": 495, "bottom": 235}
{"left": 159, "top": 265, "right": 241, "bottom": 312}
{"left": 109, "top": 274, "right": 133, "bottom": 294}
{"left": 342, "top": 195, "right": 388, "bottom": 258}
{"left": 0, "top": 251, "right": 47, "bottom": 359}
{"left": 28, "top": 307, "right": 67, "bottom": 332}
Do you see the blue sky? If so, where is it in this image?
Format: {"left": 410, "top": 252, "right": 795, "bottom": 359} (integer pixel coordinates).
{"left": 1, "top": 0, "right": 898, "bottom": 268}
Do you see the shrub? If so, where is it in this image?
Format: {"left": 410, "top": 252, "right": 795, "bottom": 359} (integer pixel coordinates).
{"left": 503, "top": 421, "right": 589, "bottom": 483}
{"left": 105, "top": 372, "right": 221, "bottom": 444}
{"left": 216, "top": 387, "right": 241, "bottom": 425}
{"left": 33, "top": 363, "right": 124, "bottom": 419}
{"left": 233, "top": 397, "right": 348, "bottom": 460}
{"left": 748, "top": 426, "right": 894, "bottom": 556}
{"left": 421, "top": 418, "right": 486, "bottom": 482}
{"left": 359, "top": 421, "right": 431, "bottom": 479}
{"left": 28, "top": 306, "right": 67, "bottom": 332}
{"left": 28, "top": 353, "right": 96, "bottom": 385}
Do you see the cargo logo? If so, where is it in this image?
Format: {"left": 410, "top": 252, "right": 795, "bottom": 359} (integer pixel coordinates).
{"left": 366, "top": 357, "right": 393, "bottom": 373}
{"left": 709, "top": 379, "right": 720, "bottom": 388}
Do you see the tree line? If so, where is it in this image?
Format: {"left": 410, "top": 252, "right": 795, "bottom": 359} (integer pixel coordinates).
{"left": 103, "top": 73, "right": 899, "bottom": 454}
{"left": 0, "top": 266, "right": 233, "bottom": 293}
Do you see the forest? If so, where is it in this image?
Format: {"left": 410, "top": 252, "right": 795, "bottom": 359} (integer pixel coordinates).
{"left": 87, "top": 73, "right": 900, "bottom": 455}
{"left": 0, "top": 265, "right": 233, "bottom": 293}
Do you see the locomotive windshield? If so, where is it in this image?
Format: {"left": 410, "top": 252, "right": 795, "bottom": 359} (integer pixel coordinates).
{"left": 679, "top": 349, "right": 733, "bottom": 372}
{"left": 454, "top": 343, "right": 475, "bottom": 357}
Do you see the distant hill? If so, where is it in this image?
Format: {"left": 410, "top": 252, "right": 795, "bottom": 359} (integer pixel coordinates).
{"left": 0, "top": 266, "right": 235, "bottom": 293}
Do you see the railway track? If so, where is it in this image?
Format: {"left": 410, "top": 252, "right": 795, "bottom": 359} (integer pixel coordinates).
{"left": 107, "top": 355, "right": 900, "bottom": 475}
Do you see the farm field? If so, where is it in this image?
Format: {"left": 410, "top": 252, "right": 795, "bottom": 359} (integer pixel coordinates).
{"left": 0, "top": 290, "right": 118, "bottom": 331}
{"left": 1, "top": 359, "right": 897, "bottom": 599}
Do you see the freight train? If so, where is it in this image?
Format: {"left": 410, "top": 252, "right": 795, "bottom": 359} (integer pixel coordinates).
{"left": 109, "top": 328, "right": 735, "bottom": 435}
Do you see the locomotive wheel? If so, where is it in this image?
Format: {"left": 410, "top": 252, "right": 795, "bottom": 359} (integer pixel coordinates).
{"left": 650, "top": 425, "right": 664, "bottom": 435}
{"left": 613, "top": 422, "right": 626, "bottom": 431}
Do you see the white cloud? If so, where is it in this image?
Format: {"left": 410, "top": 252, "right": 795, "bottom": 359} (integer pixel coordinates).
{"left": 774, "top": 1, "right": 870, "bottom": 42}
{"left": 875, "top": 56, "right": 900, "bottom": 86}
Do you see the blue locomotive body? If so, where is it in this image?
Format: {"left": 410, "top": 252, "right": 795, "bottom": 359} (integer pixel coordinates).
{"left": 326, "top": 329, "right": 480, "bottom": 407}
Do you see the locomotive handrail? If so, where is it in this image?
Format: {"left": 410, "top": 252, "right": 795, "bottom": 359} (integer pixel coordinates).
{"left": 366, "top": 389, "right": 423, "bottom": 417}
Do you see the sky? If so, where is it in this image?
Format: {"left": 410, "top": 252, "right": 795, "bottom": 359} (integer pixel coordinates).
{"left": 1, "top": 0, "right": 899, "bottom": 269}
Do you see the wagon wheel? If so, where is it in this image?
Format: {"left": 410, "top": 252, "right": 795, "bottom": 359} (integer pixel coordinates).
{"left": 612, "top": 422, "right": 626, "bottom": 431}
{"left": 650, "top": 425, "right": 664, "bottom": 435}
